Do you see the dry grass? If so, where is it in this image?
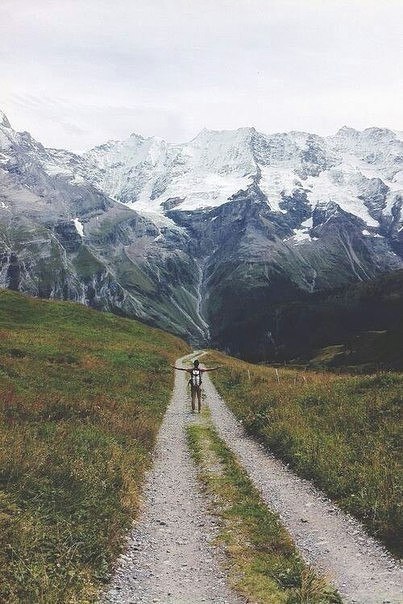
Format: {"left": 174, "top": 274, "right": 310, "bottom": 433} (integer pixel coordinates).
{"left": 207, "top": 351, "right": 402, "bottom": 557}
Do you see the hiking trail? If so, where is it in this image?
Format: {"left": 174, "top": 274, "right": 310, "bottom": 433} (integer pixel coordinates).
{"left": 102, "top": 353, "right": 403, "bottom": 604}
{"left": 102, "top": 353, "right": 242, "bottom": 604}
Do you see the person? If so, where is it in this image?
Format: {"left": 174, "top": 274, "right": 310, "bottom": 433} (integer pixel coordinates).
{"left": 172, "top": 359, "right": 221, "bottom": 413}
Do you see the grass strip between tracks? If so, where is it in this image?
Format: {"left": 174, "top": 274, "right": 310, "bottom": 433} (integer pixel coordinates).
{"left": 187, "top": 414, "right": 341, "bottom": 604}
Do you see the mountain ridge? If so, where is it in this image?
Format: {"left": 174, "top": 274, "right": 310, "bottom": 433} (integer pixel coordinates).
{"left": 81, "top": 121, "right": 403, "bottom": 224}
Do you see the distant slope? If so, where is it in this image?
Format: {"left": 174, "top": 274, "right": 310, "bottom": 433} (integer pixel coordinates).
{"left": 0, "top": 291, "right": 189, "bottom": 603}
{"left": 288, "top": 269, "right": 403, "bottom": 370}
{"left": 215, "top": 268, "right": 403, "bottom": 368}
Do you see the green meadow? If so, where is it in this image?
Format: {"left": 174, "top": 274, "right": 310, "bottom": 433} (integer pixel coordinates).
{"left": 0, "top": 290, "right": 189, "bottom": 603}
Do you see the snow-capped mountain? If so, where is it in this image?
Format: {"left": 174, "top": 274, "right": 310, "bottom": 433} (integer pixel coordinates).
{"left": 0, "top": 109, "right": 402, "bottom": 357}
{"left": 81, "top": 124, "right": 402, "bottom": 235}
{"left": 0, "top": 111, "right": 198, "bottom": 340}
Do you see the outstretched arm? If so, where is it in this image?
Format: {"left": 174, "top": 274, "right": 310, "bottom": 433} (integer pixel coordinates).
{"left": 200, "top": 366, "right": 222, "bottom": 372}
{"left": 171, "top": 365, "right": 191, "bottom": 372}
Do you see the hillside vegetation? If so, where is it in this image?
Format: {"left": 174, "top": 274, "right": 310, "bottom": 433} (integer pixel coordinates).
{"left": 207, "top": 351, "right": 402, "bottom": 557}
{"left": 0, "top": 290, "right": 189, "bottom": 603}
{"left": 213, "top": 269, "right": 403, "bottom": 367}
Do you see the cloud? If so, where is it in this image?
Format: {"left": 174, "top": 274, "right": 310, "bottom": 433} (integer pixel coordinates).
{"left": 1, "top": 0, "right": 402, "bottom": 151}
{"left": 2, "top": 93, "right": 190, "bottom": 151}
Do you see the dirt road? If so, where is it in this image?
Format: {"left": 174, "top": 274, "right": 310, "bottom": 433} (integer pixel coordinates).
{"left": 102, "top": 353, "right": 243, "bottom": 603}
{"left": 102, "top": 354, "right": 402, "bottom": 604}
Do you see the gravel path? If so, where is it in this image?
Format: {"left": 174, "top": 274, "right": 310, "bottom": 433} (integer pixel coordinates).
{"left": 101, "top": 354, "right": 243, "bottom": 604}
{"left": 203, "top": 373, "right": 403, "bottom": 604}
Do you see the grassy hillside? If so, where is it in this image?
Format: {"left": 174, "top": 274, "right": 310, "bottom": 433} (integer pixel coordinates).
{"left": 307, "top": 327, "right": 403, "bottom": 372}
{"left": 0, "top": 290, "right": 189, "bottom": 603}
{"left": 207, "top": 351, "right": 402, "bottom": 557}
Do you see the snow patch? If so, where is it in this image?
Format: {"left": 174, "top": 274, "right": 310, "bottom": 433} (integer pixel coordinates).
{"left": 132, "top": 210, "right": 184, "bottom": 231}
{"left": 362, "top": 229, "right": 383, "bottom": 238}
{"left": 259, "top": 166, "right": 300, "bottom": 213}
{"left": 304, "top": 170, "right": 379, "bottom": 227}
{"left": 284, "top": 216, "right": 316, "bottom": 244}
{"left": 0, "top": 151, "right": 11, "bottom": 163}
{"left": 72, "top": 218, "right": 84, "bottom": 237}
{"left": 292, "top": 228, "right": 311, "bottom": 242}
{"left": 44, "top": 163, "right": 71, "bottom": 177}
{"left": 301, "top": 217, "right": 313, "bottom": 228}
{"left": 72, "top": 174, "right": 86, "bottom": 185}
{"left": 283, "top": 223, "right": 316, "bottom": 244}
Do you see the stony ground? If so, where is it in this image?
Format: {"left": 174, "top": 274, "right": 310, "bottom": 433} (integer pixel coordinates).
{"left": 102, "top": 354, "right": 402, "bottom": 604}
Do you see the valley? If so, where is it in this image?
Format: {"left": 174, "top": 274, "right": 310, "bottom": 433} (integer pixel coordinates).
{"left": 2, "top": 3, "right": 402, "bottom": 603}
{"left": 1, "top": 113, "right": 402, "bottom": 600}
{"left": 1, "top": 110, "right": 402, "bottom": 360}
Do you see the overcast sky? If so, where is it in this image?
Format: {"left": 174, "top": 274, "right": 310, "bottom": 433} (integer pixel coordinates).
{"left": 1, "top": 0, "right": 402, "bottom": 152}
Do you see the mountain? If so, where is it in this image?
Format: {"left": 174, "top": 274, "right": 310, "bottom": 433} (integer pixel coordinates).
{"left": 226, "top": 268, "right": 403, "bottom": 366}
{"left": 0, "top": 110, "right": 402, "bottom": 357}
{"left": 83, "top": 125, "right": 402, "bottom": 230}
{"left": 0, "top": 111, "right": 204, "bottom": 341}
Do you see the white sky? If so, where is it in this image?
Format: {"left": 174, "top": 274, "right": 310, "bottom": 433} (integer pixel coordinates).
{"left": 1, "top": 0, "right": 402, "bottom": 152}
